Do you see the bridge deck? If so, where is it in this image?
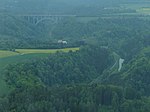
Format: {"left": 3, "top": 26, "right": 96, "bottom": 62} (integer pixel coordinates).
{"left": 17, "top": 15, "right": 77, "bottom": 17}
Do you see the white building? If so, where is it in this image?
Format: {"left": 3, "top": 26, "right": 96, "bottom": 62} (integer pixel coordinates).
{"left": 58, "top": 40, "right": 67, "bottom": 44}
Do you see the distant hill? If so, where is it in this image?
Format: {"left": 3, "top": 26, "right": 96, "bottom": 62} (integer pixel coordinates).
{"left": 0, "top": 14, "right": 38, "bottom": 38}
{"left": 0, "top": 14, "right": 45, "bottom": 49}
{"left": 0, "top": 0, "right": 141, "bottom": 14}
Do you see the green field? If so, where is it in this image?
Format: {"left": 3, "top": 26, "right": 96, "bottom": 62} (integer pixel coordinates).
{"left": 137, "top": 7, "right": 150, "bottom": 14}
{"left": 0, "top": 50, "right": 19, "bottom": 58}
{"left": 16, "top": 48, "right": 79, "bottom": 54}
{"left": 120, "top": 2, "right": 150, "bottom": 15}
{"left": 0, "top": 48, "right": 79, "bottom": 58}
{"left": 0, "top": 47, "right": 79, "bottom": 96}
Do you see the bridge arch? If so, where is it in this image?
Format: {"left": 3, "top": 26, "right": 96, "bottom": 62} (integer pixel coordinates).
{"left": 18, "top": 15, "right": 76, "bottom": 25}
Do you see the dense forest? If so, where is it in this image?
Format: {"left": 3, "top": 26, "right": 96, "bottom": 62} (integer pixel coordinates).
{"left": 1, "top": 45, "right": 150, "bottom": 112}
{"left": 0, "top": 0, "right": 150, "bottom": 112}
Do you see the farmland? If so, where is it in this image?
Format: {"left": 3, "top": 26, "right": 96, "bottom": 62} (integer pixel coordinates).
{"left": 119, "top": 1, "right": 150, "bottom": 15}
{"left": 137, "top": 7, "right": 150, "bottom": 14}
{"left": 0, "top": 50, "right": 18, "bottom": 58}
{"left": 15, "top": 48, "right": 79, "bottom": 54}
{"left": 0, "top": 48, "right": 79, "bottom": 58}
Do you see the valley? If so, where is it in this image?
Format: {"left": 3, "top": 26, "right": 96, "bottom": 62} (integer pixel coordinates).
{"left": 0, "top": 0, "right": 150, "bottom": 112}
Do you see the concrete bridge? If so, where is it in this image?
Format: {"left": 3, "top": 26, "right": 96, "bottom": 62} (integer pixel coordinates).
{"left": 17, "top": 14, "right": 150, "bottom": 25}
{"left": 18, "top": 14, "right": 77, "bottom": 25}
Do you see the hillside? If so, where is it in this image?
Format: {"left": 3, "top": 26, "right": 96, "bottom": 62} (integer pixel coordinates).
{"left": 1, "top": 46, "right": 150, "bottom": 112}
{"left": 0, "top": 14, "right": 45, "bottom": 49}
{"left": 0, "top": 0, "right": 136, "bottom": 14}
{"left": 120, "top": 47, "right": 150, "bottom": 95}
{"left": 4, "top": 46, "right": 112, "bottom": 87}
{"left": 98, "top": 47, "right": 150, "bottom": 96}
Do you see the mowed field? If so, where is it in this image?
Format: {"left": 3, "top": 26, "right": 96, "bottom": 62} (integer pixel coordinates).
{"left": 137, "top": 7, "right": 150, "bottom": 14}
{"left": 16, "top": 48, "right": 79, "bottom": 54}
{"left": 120, "top": 2, "right": 150, "bottom": 15}
{"left": 0, "top": 48, "right": 79, "bottom": 58}
{"left": 0, "top": 50, "right": 19, "bottom": 58}
{"left": 0, "top": 47, "right": 79, "bottom": 96}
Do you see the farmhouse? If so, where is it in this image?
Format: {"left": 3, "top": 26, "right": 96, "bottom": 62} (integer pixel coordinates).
{"left": 58, "top": 40, "right": 68, "bottom": 44}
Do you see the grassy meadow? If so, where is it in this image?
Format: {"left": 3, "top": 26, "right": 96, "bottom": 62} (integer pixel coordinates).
{"left": 0, "top": 50, "right": 19, "bottom": 58}
{"left": 120, "top": 2, "right": 150, "bottom": 15}
{"left": 137, "top": 7, "right": 150, "bottom": 14}
{"left": 15, "top": 48, "right": 79, "bottom": 54}
{"left": 0, "top": 47, "right": 79, "bottom": 59}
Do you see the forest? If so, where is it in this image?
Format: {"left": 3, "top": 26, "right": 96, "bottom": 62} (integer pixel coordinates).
{"left": 0, "top": 0, "right": 150, "bottom": 112}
